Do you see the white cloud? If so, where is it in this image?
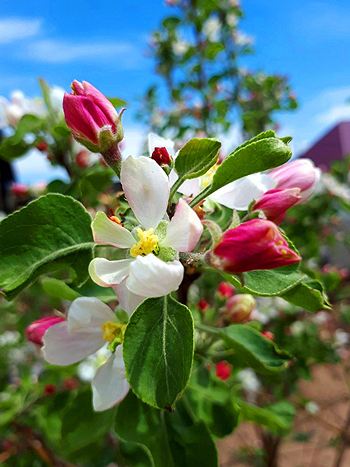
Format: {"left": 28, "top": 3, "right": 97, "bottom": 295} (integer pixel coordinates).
{"left": 0, "top": 18, "right": 42, "bottom": 44}
{"left": 22, "top": 39, "right": 140, "bottom": 66}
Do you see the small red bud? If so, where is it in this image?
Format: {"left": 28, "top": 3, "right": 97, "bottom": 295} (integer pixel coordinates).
{"left": 262, "top": 330, "right": 274, "bottom": 340}
{"left": 36, "top": 140, "right": 48, "bottom": 152}
{"left": 217, "top": 282, "right": 235, "bottom": 299}
{"left": 63, "top": 378, "right": 79, "bottom": 391}
{"left": 151, "top": 147, "right": 172, "bottom": 166}
{"left": 216, "top": 360, "right": 232, "bottom": 381}
{"left": 198, "top": 299, "right": 209, "bottom": 312}
{"left": 44, "top": 384, "right": 56, "bottom": 396}
{"left": 75, "top": 150, "right": 90, "bottom": 168}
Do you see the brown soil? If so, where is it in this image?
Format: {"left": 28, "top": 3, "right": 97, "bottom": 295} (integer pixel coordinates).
{"left": 218, "top": 364, "right": 350, "bottom": 467}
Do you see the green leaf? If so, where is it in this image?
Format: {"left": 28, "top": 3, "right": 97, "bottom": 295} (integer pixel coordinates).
{"left": 187, "top": 366, "right": 240, "bottom": 438}
{"left": 61, "top": 391, "right": 115, "bottom": 453}
{"left": 209, "top": 137, "right": 292, "bottom": 194}
{"left": 123, "top": 295, "right": 194, "bottom": 409}
{"left": 175, "top": 138, "right": 221, "bottom": 180}
{"left": 222, "top": 265, "right": 303, "bottom": 297}
{"left": 41, "top": 277, "right": 81, "bottom": 301}
{"left": 240, "top": 401, "right": 295, "bottom": 434}
{"left": 199, "top": 323, "right": 289, "bottom": 374}
{"left": 282, "top": 278, "right": 331, "bottom": 311}
{"left": 13, "top": 114, "right": 44, "bottom": 140}
{"left": 115, "top": 392, "right": 218, "bottom": 467}
{"left": 107, "top": 96, "right": 127, "bottom": 107}
{"left": 0, "top": 194, "right": 94, "bottom": 299}
{"left": 221, "top": 325, "right": 290, "bottom": 373}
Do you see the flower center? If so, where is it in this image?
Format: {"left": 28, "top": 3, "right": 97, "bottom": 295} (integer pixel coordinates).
{"left": 102, "top": 321, "right": 125, "bottom": 343}
{"left": 130, "top": 228, "right": 159, "bottom": 257}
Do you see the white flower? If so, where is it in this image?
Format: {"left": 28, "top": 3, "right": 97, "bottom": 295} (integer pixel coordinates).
{"left": 42, "top": 297, "right": 130, "bottom": 411}
{"left": 148, "top": 133, "right": 276, "bottom": 211}
{"left": 227, "top": 13, "right": 238, "bottom": 27}
{"left": 334, "top": 329, "right": 349, "bottom": 347}
{"left": 305, "top": 401, "right": 320, "bottom": 414}
{"left": 173, "top": 39, "right": 190, "bottom": 55}
{"left": 0, "top": 90, "right": 46, "bottom": 128}
{"left": 237, "top": 368, "right": 261, "bottom": 394}
{"left": 203, "top": 17, "right": 221, "bottom": 41}
{"left": 89, "top": 156, "right": 203, "bottom": 302}
{"left": 290, "top": 321, "right": 306, "bottom": 336}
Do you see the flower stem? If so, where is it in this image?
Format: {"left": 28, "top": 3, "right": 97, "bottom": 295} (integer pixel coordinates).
{"left": 189, "top": 185, "right": 212, "bottom": 208}
{"left": 101, "top": 144, "right": 122, "bottom": 177}
{"left": 169, "top": 176, "right": 185, "bottom": 203}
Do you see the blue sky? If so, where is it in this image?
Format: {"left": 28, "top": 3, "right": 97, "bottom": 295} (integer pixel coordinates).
{"left": 1, "top": 0, "right": 350, "bottom": 183}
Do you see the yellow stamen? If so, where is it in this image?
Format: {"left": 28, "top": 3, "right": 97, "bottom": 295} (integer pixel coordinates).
{"left": 130, "top": 228, "right": 159, "bottom": 257}
{"left": 109, "top": 215, "right": 122, "bottom": 225}
{"left": 102, "top": 321, "right": 125, "bottom": 343}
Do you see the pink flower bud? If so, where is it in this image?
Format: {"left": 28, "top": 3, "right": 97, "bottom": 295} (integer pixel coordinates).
{"left": 25, "top": 316, "right": 64, "bottom": 346}
{"left": 253, "top": 188, "right": 301, "bottom": 224}
{"left": 63, "top": 81, "right": 123, "bottom": 153}
{"left": 269, "top": 159, "right": 320, "bottom": 202}
{"left": 212, "top": 219, "right": 301, "bottom": 273}
{"left": 11, "top": 183, "right": 29, "bottom": 197}
{"left": 225, "top": 294, "right": 255, "bottom": 323}
{"left": 216, "top": 360, "right": 232, "bottom": 381}
{"left": 217, "top": 281, "right": 235, "bottom": 298}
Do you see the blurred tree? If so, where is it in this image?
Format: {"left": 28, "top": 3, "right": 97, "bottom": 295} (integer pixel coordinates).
{"left": 141, "top": 0, "right": 297, "bottom": 140}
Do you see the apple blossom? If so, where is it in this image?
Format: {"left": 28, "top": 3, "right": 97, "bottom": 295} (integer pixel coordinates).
{"left": 212, "top": 219, "right": 301, "bottom": 273}
{"left": 42, "top": 297, "right": 130, "bottom": 411}
{"left": 63, "top": 81, "right": 124, "bottom": 158}
{"left": 26, "top": 316, "right": 65, "bottom": 346}
{"left": 269, "top": 159, "right": 320, "bottom": 202}
{"left": 252, "top": 187, "right": 301, "bottom": 224}
{"left": 148, "top": 132, "right": 276, "bottom": 210}
{"left": 89, "top": 156, "right": 203, "bottom": 302}
{"left": 225, "top": 294, "right": 256, "bottom": 323}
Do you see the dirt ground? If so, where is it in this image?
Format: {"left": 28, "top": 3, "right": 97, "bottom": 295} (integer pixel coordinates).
{"left": 218, "top": 364, "right": 350, "bottom": 467}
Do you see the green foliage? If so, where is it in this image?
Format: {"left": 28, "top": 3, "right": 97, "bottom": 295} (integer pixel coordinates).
{"left": 240, "top": 401, "right": 295, "bottom": 434}
{"left": 210, "top": 136, "right": 292, "bottom": 194}
{"left": 282, "top": 279, "right": 331, "bottom": 311}
{"left": 141, "top": 1, "right": 297, "bottom": 138}
{"left": 123, "top": 295, "right": 194, "bottom": 409}
{"left": 198, "top": 324, "right": 290, "bottom": 374}
{"left": 174, "top": 138, "right": 221, "bottom": 180}
{"left": 187, "top": 366, "right": 240, "bottom": 438}
{"left": 115, "top": 391, "right": 218, "bottom": 467}
{"left": 0, "top": 194, "right": 94, "bottom": 298}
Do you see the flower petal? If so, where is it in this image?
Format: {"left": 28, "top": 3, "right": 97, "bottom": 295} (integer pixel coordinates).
{"left": 89, "top": 258, "right": 133, "bottom": 287}
{"left": 148, "top": 132, "right": 175, "bottom": 157}
{"left": 120, "top": 156, "right": 169, "bottom": 229}
{"left": 92, "top": 348, "right": 129, "bottom": 411}
{"left": 91, "top": 212, "right": 135, "bottom": 248}
{"left": 126, "top": 254, "right": 184, "bottom": 297}
{"left": 210, "top": 173, "right": 276, "bottom": 210}
{"left": 42, "top": 321, "right": 103, "bottom": 365}
{"left": 165, "top": 198, "right": 203, "bottom": 252}
{"left": 67, "top": 297, "right": 115, "bottom": 333}
{"left": 114, "top": 280, "right": 145, "bottom": 315}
